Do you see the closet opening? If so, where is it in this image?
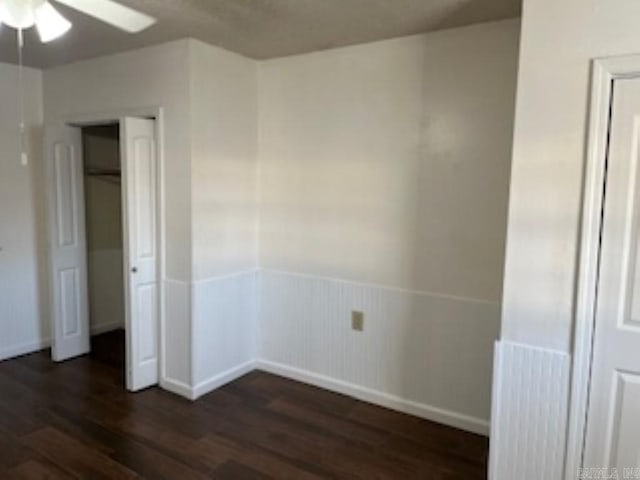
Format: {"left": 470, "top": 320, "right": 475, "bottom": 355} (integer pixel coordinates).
{"left": 82, "top": 124, "right": 126, "bottom": 378}
{"left": 45, "top": 114, "right": 160, "bottom": 392}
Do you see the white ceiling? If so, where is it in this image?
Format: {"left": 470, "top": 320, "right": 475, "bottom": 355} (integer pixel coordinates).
{"left": 0, "top": 0, "right": 521, "bottom": 68}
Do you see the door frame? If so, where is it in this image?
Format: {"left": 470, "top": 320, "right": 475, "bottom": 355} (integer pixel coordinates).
{"left": 49, "top": 105, "right": 166, "bottom": 386}
{"left": 565, "top": 55, "right": 640, "bottom": 478}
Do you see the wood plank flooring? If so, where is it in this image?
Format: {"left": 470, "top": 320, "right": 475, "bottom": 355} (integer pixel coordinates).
{"left": 0, "top": 331, "right": 489, "bottom": 479}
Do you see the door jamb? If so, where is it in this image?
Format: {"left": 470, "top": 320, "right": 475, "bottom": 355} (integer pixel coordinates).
{"left": 565, "top": 55, "right": 640, "bottom": 478}
{"left": 50, "top": 106, "right": 166, "bottom": 387}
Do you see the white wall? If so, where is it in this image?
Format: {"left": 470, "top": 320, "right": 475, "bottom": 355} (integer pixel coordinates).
{"left": 43, "top": 40, "right": 193, "bottom": 384}
{"left": 259, "top": 19, "right": 518, "bottom": 301}
{"left": 493, "top": 0, "right": 640, "bottom": 477}
{"left": 502, "top": 0, "right": 640, "bottom": 352}
{"left": 188, "top": 40, "right": 259, "bottom": 388}
{"left": 0, "top": 63, "right": 45, "bottom": 361}
{"left": 257, "top": 19, "right": 520, "bottom": 430}
{"left": 190, "top": 40, "right": 258, "bottom": 281}
{"left": 44, "top": 41, "right": 192, "bottom": 282}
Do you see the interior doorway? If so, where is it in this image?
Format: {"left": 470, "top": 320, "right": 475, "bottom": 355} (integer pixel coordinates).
{"left": 45, "top": 116, "right": 160, "bottom": 392}
{"left": 83, "top": 124, "right": 126, "bottom": 376}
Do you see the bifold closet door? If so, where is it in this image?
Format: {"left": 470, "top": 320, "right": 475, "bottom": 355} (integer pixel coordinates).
{"left": 121, "top": 117, "right": 159, "bottom": 391}
{"left": 584, "top": 78, "right": 640, "bottom": 470}
{"left": 45, "top": 126, "right": 90, "bottom": 362}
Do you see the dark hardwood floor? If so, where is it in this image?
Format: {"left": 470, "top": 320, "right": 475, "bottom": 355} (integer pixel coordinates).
{"left": 0, "top": 331, "right": 488, "bottom": 479}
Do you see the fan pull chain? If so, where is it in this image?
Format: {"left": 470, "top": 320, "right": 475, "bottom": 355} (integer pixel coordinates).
{"left": 17, "top": 28, "right": 28, "bottom": 166}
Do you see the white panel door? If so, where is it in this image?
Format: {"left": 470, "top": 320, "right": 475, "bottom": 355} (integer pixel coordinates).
{"left": 45, "top": 126, "right": 90, "bottom": 362}
{"left": 121, "top": 117, "right": 158, "bottom": 391}
{"left": 584, "top": 78, "right": 640, "bottom": 471}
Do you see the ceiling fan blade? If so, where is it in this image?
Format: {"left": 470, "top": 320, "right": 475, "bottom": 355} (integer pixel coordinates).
{"left": 55, "top": 0, "right": 156, "bottom": 33}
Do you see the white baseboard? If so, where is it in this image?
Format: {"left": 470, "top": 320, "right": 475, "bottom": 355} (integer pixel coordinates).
{"left": 160, "top": 376, "right": 195, "bottom": 399}
{"left": 90, "top": 322, "right": 124, "bottom": 336}
{"left": 161, "top": 360, "right": 257, "bottom": 400}
{"left": 0, "top": 338, "right": 50, "bottom": 362}
{"left": 162, "top": 358, "right": 489, "bottom": 435}
{"left": 0, "top": 323, "right": 123, "bottom": 363}
{"left": 192, "top": 360, "right": 257, "bottom": 399}
{"left": 256, "top": 359, "right": 489, "bottom": 436}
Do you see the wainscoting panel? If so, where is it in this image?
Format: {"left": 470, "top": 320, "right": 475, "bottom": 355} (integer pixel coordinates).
{"left": 192, "top": 270, "right": 258, "bottom": 398}
{"left": 258, "top": 269, "right": 501, "bottom": 434}
{"left": 0, "top": 338, "right": 50, "bottom": 362}
{"left": 0, "top": 251, "right": 48, "bottom": 362}
{"left": 163, "top": 278, "right": 192, "bottom": 387}
{"left": 489, "top": 340, "right": 571, "bottom": 480}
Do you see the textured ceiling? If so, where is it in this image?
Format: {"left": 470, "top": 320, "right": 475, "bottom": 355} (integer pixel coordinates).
{"left": 0, "top": 0, "right": 521, "bottom": 68}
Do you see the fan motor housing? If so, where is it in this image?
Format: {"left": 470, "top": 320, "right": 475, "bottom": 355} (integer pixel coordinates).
{"left": 0, "top": 0, "right": 47, "bottom": 29}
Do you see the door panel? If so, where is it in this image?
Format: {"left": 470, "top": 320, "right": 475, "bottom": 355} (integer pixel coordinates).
{"left": 60, "top": 268, "right": 80, "bottom": 336}
{"left": 136, "top": 283, "right": 157, "bottom": 362}
{"left": 133, "top": 138, "right": 155, "bottom": 258}
{"left": 45, "top": 126, "right": 90, "bottom": 362}
{"left": 608, "top": 372, "right": 640, "bottom": 469}
{"left": 585, "top": 79, "right": 640, "bottom": 469}
{"left": 53, "top": 145, "right": 77, "bottom": 246}
{"left": 121, "top": 117, "right": 158, "bottom": 391}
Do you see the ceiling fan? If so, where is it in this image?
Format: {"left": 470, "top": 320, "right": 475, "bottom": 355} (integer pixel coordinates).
{"left": 0, "top": 0, "right": 156, "bottom": 167}
{"left": 0, "top": 0, "right": 156, "bottom": 42}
